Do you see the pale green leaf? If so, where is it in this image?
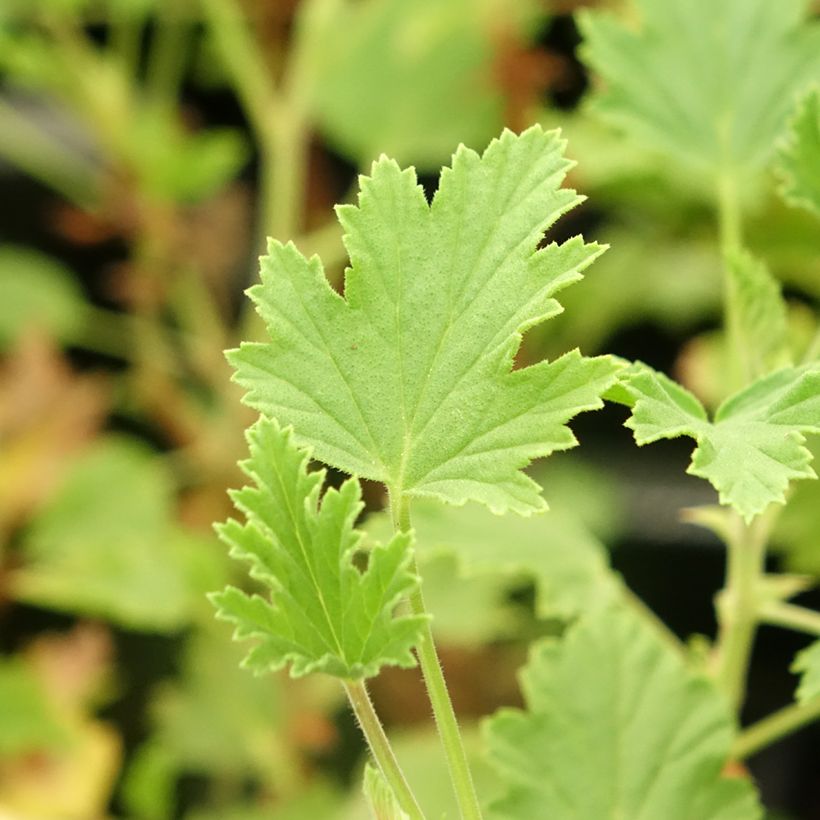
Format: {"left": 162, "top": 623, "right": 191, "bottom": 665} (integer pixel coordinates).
{"left": 0, "top": 247, "right": 85, "bottom": 348}
{"left": 14, "top": 437, "right": 225, "bottom": 631}
{"left": 303, "top": 0, "right": 540, "bottom": 169}
{"left": 727, "top": 250, "right": 791, "bottom": 379}
{"left": 616, "top": 362, "right": 820, "bottom": 521}
{"left": 212, "top": 418, "right": 425, "bottom": 679}
{"left": 363, "top": 763, "right": 409, "bottom": 820}
{"left": 231, "top": 126, "right": 620, "bottom": 515}
{"left": 578, "top": 0, "right": 820, "bottom": 176}
{"left": 792, "top": 639, "right": 820, "bottom": 704}
{"left": 484, "top": 604, "right": 762, "bottom": 819}
{"left": 777, "top": 86, "right": 820, "bottom": 217}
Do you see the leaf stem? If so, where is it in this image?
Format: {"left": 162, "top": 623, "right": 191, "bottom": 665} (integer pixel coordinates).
{"left": 714, "top": 513, "right": 768, "bottom": 709}
{"left": 759, "top": 602, "right": 820, "bottom": 637}
{"left": 391, "top": 493, "right": 483, "bottom": 820}
{"left": 343, "top": 680, "right": 425, "bottom": 820}
{"left": 732, "top": 697, "right": 820, "bottom": 760}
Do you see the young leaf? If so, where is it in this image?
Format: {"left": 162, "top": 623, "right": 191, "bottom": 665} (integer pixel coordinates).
{"left": 211, "top": 418, "right": 425, "bottom": 679}
{"left": 777, "top": 87, "right": 820, "bottom": 217}
{"left": 484, "top": 604, "right": 762, "bottom": 819}
{"left": 230, "top": 126, "right": 620, "bottom": 514}
{"left": 792, "top": 639, "right": 820, "bottom": 704}
{"left": 615, "top": 362, "right": 820, "bottom": 521}
{"left": 578, "top": 0, "right": 820, "bottom": 175}
{"left": 363, "top": 763, "right": 410, "bottom": 820}
{"left": 727, "top": 250, "right": 791, "bottom": 379}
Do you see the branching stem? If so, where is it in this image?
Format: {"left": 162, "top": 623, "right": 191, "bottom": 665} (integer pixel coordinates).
{"left": 391, "top": 493, "right": 483, "bottom": 820}
{"left": 732, "top": 698, "right": 820, "bottom": 761}
{"left": 343, "top": 680, "right": 425, "bottom": 820}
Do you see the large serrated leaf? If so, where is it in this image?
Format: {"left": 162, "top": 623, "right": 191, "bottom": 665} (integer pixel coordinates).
{"left": 483, "top": 604, "right": 762, "bottom": 819}
{"left": 615, "top": 362, "right": 820, "bottom": 522}
{"left": 212, "top": 418, "right": 425, "bottom": 679}
{"left": 231, "top": 126, "right": 620, "bottom": 515}
{"left": 578, "top": 0, "right": 820, "bottom": 176}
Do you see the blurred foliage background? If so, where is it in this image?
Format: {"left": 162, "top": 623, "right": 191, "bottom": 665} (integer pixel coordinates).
{"left": 0, "top": 0, "right": 819, "bottom": 817}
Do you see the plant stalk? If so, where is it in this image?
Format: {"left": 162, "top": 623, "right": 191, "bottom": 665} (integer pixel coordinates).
{"left": 759, "top": 602, "right": 820, "bottom": 637}
{"left": 343, "top": 680, "right": 425, "bottom": 820}
{"left": 732, "top": 697, "right": 820, "bottom": 760}
{"left": 391, "top": 493, "right": 483, "bottom": 820}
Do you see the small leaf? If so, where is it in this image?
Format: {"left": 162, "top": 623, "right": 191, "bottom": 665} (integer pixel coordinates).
{"left": 484, "top": 604, "right": 762, "bottom": 819}
{"left": 792, "top": 639, "right": 820, "bottom": 704}
{"left": 212, "top": 418, "right": 426, "bottom": 679}
{"left": 231, "top": 126, "right": 620, "bottom": 515}
{"left": 777, "top": 86, "right": 820, "bottom": 217}
{"left": 727, "top": 250, "right": 791, "bottom": 379}
{"left": 363, "top": 763, "right": 410, "bottom": 820}
{"left": 616, "top": 362, "right": 820, "bottom": 521}
{"left": 578, "top": 0, "right": 820, "bottom": 176}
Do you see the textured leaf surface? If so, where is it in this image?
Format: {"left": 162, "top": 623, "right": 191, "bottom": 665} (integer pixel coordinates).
{"left": 792, "top": 639, "right": 820, "bottom": 704}
{"left": 14, "top": 438, "right": 223, "bottom": 631}
{"left": 363, "top": 763, "right": 409, "bottom": 820}
{"left": 484, "top": 604, "right": 762, "bottom": 819}
{"left": 727, "top": 250, "right": 791, "bottom": 379}
{"left": 212, "top": 418, "right": 425, "bottom": 679}
{"left": 231, "top": 126, "right": 619, "bottom": 514}
{"left": 578, "top": 0, "right": 820, "bottom": 174}
{"left": 303, "top": 0, "right": 539, "bottom": 169}
{"left": 778, "top": 87, "right": 820, "bottom": 217}
{"left": 616, "top": 363, "right": 820, "bottom": 521}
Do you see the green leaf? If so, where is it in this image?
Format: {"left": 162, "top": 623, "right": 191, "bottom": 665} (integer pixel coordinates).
{"left": 792, "top": 639, "right": 820, "bottom": 704}
{"left": 363, "top": 763, "right": 410, "bottom": 820}
{"left": 14, "top": 437, "right": 224, "bottom": 631}
{"left": 617, "top": 362, "right": 820, "bottom": 521}
{"left": 303, "top": 0, "right": 540, "bottom": 169}
{"left": 578, "top": 0, "right": 820, "bottom": 176}
{"left": 484, "top": 604, "right": 762, "bottom": 819}
{"left": 0, "top": 247, "right": 86, "bottom": 348}
{"left": 231, "top": 126, "right": 620, "bottom": 514}
{"left": 212, "top": 418, "right": 425, "bottom": 679}
{"left": 727, "top": 250, "right": 791, "bottom": 379}
{"left": 0, "top": 658, "right": 68, "bottom": 756}
{"left": 777, "top": 86, "right": 820, "bottom": 217}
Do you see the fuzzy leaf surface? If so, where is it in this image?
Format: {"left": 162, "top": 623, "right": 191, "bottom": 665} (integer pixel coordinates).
{"left": 792, "top": 639, "right": 820, "bottom": 704}
{"left": 616, "top": 363, "right": 820, "bottom": 521}
{"left": 231, "top": 126, "right": 619, "bottom": 514}
{"left": 578, "top": 0, "right": 820, "bottom": 174}
{"left": 212, "top": 418, "right": 425, "bottom": 679}
{"left": 778, "top": 87, "right": 820, "bottom": 217}
{"left": 484, "top": 604, "right": 762, "bottom": 819}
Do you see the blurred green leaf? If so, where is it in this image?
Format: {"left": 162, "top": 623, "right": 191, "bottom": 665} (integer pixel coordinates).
{"left": 303, "top": 0, "right": 540, "bottom": 169}
{"left": 578, "top": 0, "right": 820, "bottom": 179}
{"left": 0, "top": 658, "right": 68, "bottom": 756}
{"left": 0, "top": 247, "right": 86, "bottom": 349}
{"left": 363, "top": 763, "right": 409, "bottom": 820}
{"left": 792, "top": 639, "right": 820, "bottom": 704}
{"left": 484, "top": 603, "right": 762, "bottom": 818}
{"left": 777, "top": 86, "right": 820, "bottom": 218}
{"left": 14, "top": 437, "right": 226, "bottom": 631}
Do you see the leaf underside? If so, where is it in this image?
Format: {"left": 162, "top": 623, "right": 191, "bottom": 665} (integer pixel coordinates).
{"left": 578, "top": 0, "right": 820, "bottom": 174}
{"left": 211, "top": 418, "right": 425, "bottom": 680}
{"left": 616, "top": 362, "right": 820, "bottom": 522}
{"left": 484, "top": 604, "right": 762, "bottom": 819}
{"left": 230, "top": 125, "right": 620, "bottom": 515}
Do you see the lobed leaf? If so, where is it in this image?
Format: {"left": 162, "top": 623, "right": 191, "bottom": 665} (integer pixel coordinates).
{"left": 231, "top": 126, "right": 620, "bottom": 515}
{"left": 792, "top": 639, "right": 820, "bottom": 704}
{"left": 578, "top": 0, "right": 820, "bottom": 176}
{"left": 484, "top": 604, "right": 762, "bottom": 819}
{"left": 777, "top": 86, "right": 820, "bottom": 218}
{"left": 615, "top": 362, "right": 820, "bottom": 522}
{"left": 212, "top": 418, "right": 425, "bottom": 679}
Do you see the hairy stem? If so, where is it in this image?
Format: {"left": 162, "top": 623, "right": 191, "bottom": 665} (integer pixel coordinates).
{"left": 391, "top": 493, "right": 483, "bottom": 820}
{"left": 714, "top": 513, "right": 767, "bottom": 709}
{"left": 343, "top": 680, "right": 424, "bottom": 820}
{"left": 732, "top": 698, "right": 820, "bottom": 760}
